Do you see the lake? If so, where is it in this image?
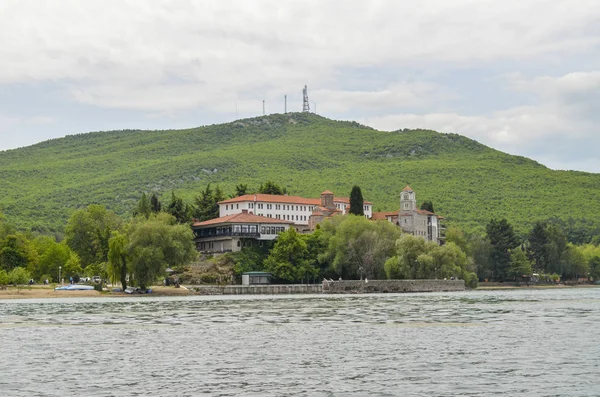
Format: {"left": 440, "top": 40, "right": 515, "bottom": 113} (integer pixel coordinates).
{"left": 1, "top": 288, "right": 599, "bottom": 396}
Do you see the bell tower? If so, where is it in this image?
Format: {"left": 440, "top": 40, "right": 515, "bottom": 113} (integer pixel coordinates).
{"left": 400, "top": 185, "right": 416, "bottom": 213}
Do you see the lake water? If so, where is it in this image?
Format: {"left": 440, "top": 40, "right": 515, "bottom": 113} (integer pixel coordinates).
{"left": 1, "top": 288, "right": 599, "bottom": 396}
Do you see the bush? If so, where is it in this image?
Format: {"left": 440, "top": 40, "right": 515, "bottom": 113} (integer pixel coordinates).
{"left": 0, "top": 269, "right": 8, "bottom": 286}
{"left": 199, "top": 273, "right": 220, "bottom": 284}
{"left": 464, "top": 271, "right": 479, "bottom": 289}
{"left": 9, "top": 267, "right": 31, "bottom": 286}
{"left": 93, "top": 283, "right": 103, "bottom": 292}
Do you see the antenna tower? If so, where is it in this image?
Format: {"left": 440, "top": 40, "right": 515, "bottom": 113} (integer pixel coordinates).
{"left": 302, "top": 85, "right": 310, "bottom": 112}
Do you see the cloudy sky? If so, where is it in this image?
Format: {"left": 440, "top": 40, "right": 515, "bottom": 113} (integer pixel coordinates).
{"left": 1, "top": 0, "right": 599, "bottom": 172}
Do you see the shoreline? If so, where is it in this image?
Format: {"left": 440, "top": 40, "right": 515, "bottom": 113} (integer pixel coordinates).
{"left": 1, "top": 283, "right": 598, "bottom": 300}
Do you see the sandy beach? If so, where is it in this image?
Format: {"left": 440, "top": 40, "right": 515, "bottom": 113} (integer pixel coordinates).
{"left": 0, "top": 285, "right": 194, "bottom": 300}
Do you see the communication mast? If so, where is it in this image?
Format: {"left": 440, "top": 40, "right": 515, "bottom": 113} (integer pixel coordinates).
{"left": 302, "top": 85, "right": 310, "bottom": 112}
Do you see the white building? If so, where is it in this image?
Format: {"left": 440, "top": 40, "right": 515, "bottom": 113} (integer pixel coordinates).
{"left": 218, "top": 192, "right": 373, "bottom": 227}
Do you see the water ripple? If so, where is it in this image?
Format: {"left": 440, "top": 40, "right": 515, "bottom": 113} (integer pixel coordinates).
{"left": 1, "top": 288, "right": 600, "bottom": 396}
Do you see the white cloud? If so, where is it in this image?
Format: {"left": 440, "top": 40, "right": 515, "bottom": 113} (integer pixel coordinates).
{"left": 357, "top": 70, "right": 600, "bottom": 171}
{"left": 1, "top": 0, "right": 599, "bottom": 112}
{"left": 1, "top": 1, "right": 599, "bottom": 171}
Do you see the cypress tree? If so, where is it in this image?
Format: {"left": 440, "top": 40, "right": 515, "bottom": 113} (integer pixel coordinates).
{"left": 150, "top": 193, "right": 162, "bottom": 213}
{"left": 420, "top": 200, "right": 434, "bottom": 213}
{"left": 134, "top": 193, "right": 151, "bottom": 218}
{"left": 349, "top": 185, "right": 364, "bottom": 216}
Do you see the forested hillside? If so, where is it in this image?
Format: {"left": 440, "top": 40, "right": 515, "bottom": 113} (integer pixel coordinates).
{"left": 1, "top": 112, "right": 599, "bottom": 237}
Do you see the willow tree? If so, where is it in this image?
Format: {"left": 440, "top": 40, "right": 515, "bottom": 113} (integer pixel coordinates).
{"left": 108, "top": 231, "right": 129, "bottom": 290}
{"left": 126, "top": 213, "right": 197, "bottom": 289}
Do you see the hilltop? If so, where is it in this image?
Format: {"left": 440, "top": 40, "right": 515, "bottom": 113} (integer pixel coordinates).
{"left": 1, "top": 113, "right": 599, "bottom": 236}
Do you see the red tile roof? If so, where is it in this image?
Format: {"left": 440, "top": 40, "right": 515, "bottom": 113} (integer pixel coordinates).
{"left": 371, "top": 211, "right": 398, "bottom": 220}
{"left": 220, "top": 194, "right": 319, "bottom": 205}
{"left": 192, "top": 212, "right": 292, "bottom": 227}
{"left": 415, "top": 209, "right": 435, "bottom": 215}
{"left": 219, "top": 193, "right": 372, "bottom": 205}
{"left": 402, "top": 185, "right": 413, "bottom": 192}
{"left": 321, "top": 190, "right": 334, "bottom": 195}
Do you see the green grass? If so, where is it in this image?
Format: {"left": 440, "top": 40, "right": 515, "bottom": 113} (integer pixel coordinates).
{"left": 1, "top": 112, "right": 599, "bottom": 237}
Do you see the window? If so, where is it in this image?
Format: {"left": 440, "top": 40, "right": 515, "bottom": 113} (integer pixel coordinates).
{"left": 236, "top": 204, "right": 239, "bottom": 209}
{"left": 226, "top": 205, "right": 228, "bottom": 210}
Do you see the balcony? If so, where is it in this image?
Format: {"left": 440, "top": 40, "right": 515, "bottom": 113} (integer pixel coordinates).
{"left": 195, "top": 231, "right": 260, "bottom": 239}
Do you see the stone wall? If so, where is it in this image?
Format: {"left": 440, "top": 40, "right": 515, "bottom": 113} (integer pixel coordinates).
{"left": 189, "top": 284, "right": 323, "bottom": 295}
{"left": 323, "top": 279, "right": 465, "bottom": 294}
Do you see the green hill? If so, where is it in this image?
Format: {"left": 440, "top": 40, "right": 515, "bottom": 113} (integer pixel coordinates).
{"left": 1, "top": 112, "right": 599, "bottom": 237}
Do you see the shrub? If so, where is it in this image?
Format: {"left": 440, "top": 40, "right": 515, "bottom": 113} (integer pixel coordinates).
{"left": 0, "top": 269, "right": 8, "bottom": 286}
{"left": 464, "top": 271, "right": 479, "bottom": 289}
{"left": 199, "top": 273, "right": 220, "bottom": 284}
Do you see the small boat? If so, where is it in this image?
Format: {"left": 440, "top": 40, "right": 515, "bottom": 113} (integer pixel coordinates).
{"left": 54, "top": 284, "right": 95, "bottom": 291}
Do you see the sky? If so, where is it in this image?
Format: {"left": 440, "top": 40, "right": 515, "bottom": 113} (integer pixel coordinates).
{"left": 0, "top": 0, "right": 599, "bottom": 172}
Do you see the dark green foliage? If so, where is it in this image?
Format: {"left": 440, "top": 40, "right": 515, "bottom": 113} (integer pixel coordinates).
{"left": 258, "top": 181, "right": 287, "bottom": 195}
{"left": 230, "top": 243, "right": 272, "bottom": 276}
{"left": 0, "top": 113, "right": 599, "bottom": 237}
{"left": 527, "top": 221, "right": 548, "bottom": 272}
{"left": 150, "top": 193, "right": 162, "bottom": 213}
{"left": 349, "top": 185, "right": 364, "bottom": 216}
{"left": 590, "top": 256, "right": 600, "bottom": 280}
{"left": 166, "top": 192, "right": 191, "bottom": 224}
{"left": 233, "top": 184, "right": 249, "bottom": 197}
{"left": 420, "top": 201, "right": 434, "bottom": 213}
{"left": 545, "top": 224, "right": 567, "bottom": 274}
{"left": 192, "top": 184, "right": 224, "bottom": 222}
{"left": 0, "top": 235, "right": 29, "bottom": 271}
{"left": 134, "top": 193, "right": 151, "bottom": 218}
{"left": 486, "top": 218, "right": 519, "bottom": 281}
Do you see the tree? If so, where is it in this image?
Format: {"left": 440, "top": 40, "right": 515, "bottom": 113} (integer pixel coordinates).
{"left": 167, "top": 191, "right": 191, "bottom": 224}
{"left": 65, "top": 204, "right": 122, "bottom": 267}
{"left": 9, "top": 267, "right": 31, "bottom": 291}
{"left": 108, "top": 231, "right": 129, "bottom": 290}
{"left": 545, "top": 224, "right": 567, "bottom": 275}
{"left": 134, "top": 193, "right": 151, "bottom": 218}
{"left": 150, "top": 193, "right": 162, "bottom": 213}
{"left": 264, "top": 228, "right": 312, "bottom": 282}
{"left": 470, "top": 234, "right": 492, "bottom": 281}
{"left": 193, "top": 184, "right": 223, "bottom": 222}
{"left": 384, "top": 234, "right": 470, "bottom": 281}
{"left": 384, "top": 234, "right": 431, "bottom": 279}
{"left": 258, "top": 181, "right": 287, "bottom": 195}
{"left": 508, "top": 247, "right": 532, "bottom": 281}
{"left": 486, "top": 218, "right": 519, "bottom": 281}
{"left": 321, "top": 215, "right": 400, "bottom": 279}
{"left": 445, "top": 227, "right": 469, "bottom": 255}
{"left": 233, "top": 184, "right": 249, "bottom": 197}
{"left": 0, "top": 235, "right": 30, "bottom": 271}
{"left": 32, "top": 240, "right": 81, "bottom": 282}
{"left": 590, "top": 256, "right": 600, "bottom": 280}
{"left": 0, "top": 269, "right": 9, "bottom": 286}
{"left": 420, "top": 200, "right": 434, "bottom": 213}
{"left": 126, "top": 213, "right": 197, "bottom": 289}
{"left": 349, "top": 185, "right": 364, "bottom": 216}
{"left": 561, "top": 244, "right": 588, "bottom": 280}
{"left": 527, "top": 221, "right": 548, "bottom": 272}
